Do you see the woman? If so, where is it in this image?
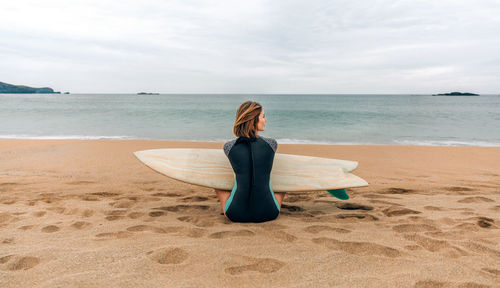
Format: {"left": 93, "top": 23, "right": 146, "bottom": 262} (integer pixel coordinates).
{"left": 214, "top": 101, "right": 285, "bottom": 222}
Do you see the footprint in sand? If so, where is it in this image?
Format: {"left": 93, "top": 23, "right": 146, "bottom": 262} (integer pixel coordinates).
{"left": 105, "top": 210, "right": 127, "bottom": 216}
{"left": 155, "top": 204, "right": 211, "bottom": 214}
{"left": 362, "top": 193, "right": 402, "bottom": 200}
{"left": 257, "top": 222, "right": 289, "bottom": 231}
{"left": 151, "top": 192, "right": 171, "bottom": 197}
{"left": 423, "top": 206, "right": 444, "bottom": 211}
{"left": 104, "top": 209, "right": 127, "bottom": 221}
{"left": 392, "top": 224, "right": 439, "bottom": 233}
{"left": 224, "top": 256, "right": 285, "bottom": 275}
{"left": 183, "top": 228, "right": 207, "bottom": 238}
{"left": 128, "top": 212, "right": 145, "bottom": 219}
{"left": 303, "top": 225, "right": 351, "bottom": 234}
{"left": 125, "top": 224, "right": 206, "bottom": 238}
{"left": 18, "top": 225, "right": 35, "bottom": 230}
{"left": 41, "top": 225, "right": 60, "bottom": 233}
{"left": 47, "top": 206, "right": 66, "bottom": 214}
{"left": 369, "top": 200, "right": 404, "bottom": 206}
{"left": 95, "top": 231, "right": 132, "bottom": 239}
{"left": 148, "top": 211, "right": 165, "bottom": 217}
{"left": 88, "top": 191, "right": 119, "bottom": 197}
{"left": 109, "top": 200, "right": 136, "bottom": 209}
{"left": 32, "top": 211, "right": 46, "bottom": 217}
{"left": 27, "top": 200, "right": 38, "bottom": 206}
{"left": 383, "top": 206, "right": 421, "bottom": 217}
{"left": 454, "top": 216, "right": 496, "bottom": 230}
{"left": 281, "top": 204, "right": 304, "bottom": 212}
{"left": 402, "top": 234, "right": 468, "bottom": 258}
{"left": 209, "top": 230, "right": 255, "bottom": 239}
{"left": 148, "top": 247, "right": 189, "bottom": 265}
{"left": 457, "top": 241, "right": 500, "bottom": 258}
{"left": 313, "top": 199, "right": 338, "bottom": 204}
{"left": 48, "top": 207, "right": 79, "bottom": 216}
{"left": 336, "top": 203, "right": 374, "bottom": 211}
{"left": 477, "top": 217, "right": 495, "bottom": 228}
{"left": 36, "top": 193, "right": 62, "bottom": 204}
{"left": 482, "top": 267, "right": 500, "bottom": 276}
{"left": 125, "top": 196, "right": 140, "bottom": 202}
{"left": 301, "top": 213, "right": 378, "bottom": 223}
{"left": 126, "top": 225, "right": 176, "bottom": 234}
{"left": 442, "top": 186, "right": 474, "bottom": 192}
{"left": 312, "top": 237, "right": 401, "bottom": 258}
{"left": 380, "top": 188, "right": 416, "bottom": 194}
{"left": 333, "top": 213, "right": 379, "bottom": 221}
{"left": 81, "top": 209, "right": 94, "bottom": 217}
{"left": 178, "top": 196, "right": 209, "bottom": 202}
{"left": 152, "top": 192, "right": 182, "bottom": 197}
{"left": 1, "top": 198, "right": 16, "bottom": 205}
{"left": 0, "top": 254, "right": 40, "bottom": 271}
{"left": 454, "top": 222, "right": 481, "bottom": 232}
{"left": 283, "top": 194, "right": 313, "bottom": 203}
{"left": 70, "top": 221, "right": 92, "bottom": 229}
{"left": 424, "top": 230, "right": 466, "bottom": 240}
{"left": 405, "top": 245, "right": 423, "bottom": 251}
{"left": 79, "top": 194, "right": 101, "bottom": 201}
{"left": 177, "top": 216, "right": 215, "bottom": 227}
{"left": 278, "top": 205, "right": 326, "bottom": 218}
{"left": 2, "top": 238, "right": 15, "bottom": 244}
{"left": 144, "top": 195, "right": 168, "bottom": 203}
{"left": 458, "top": 196, "right": 495, "bottom": 203}
{"left": 265, "top": 230, "right": 297, "bottom": 242}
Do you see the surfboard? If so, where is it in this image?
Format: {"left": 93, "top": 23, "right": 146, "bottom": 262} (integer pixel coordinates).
{"left": 134, "top": 148, "right": 368, "bottom": 192}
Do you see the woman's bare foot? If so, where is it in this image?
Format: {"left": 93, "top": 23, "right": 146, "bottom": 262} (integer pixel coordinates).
{"left": 274, "top": 192, "right": 285, "bottom": 208}
{"left": 214, "top": 189, "right": 231, "bottom": 213}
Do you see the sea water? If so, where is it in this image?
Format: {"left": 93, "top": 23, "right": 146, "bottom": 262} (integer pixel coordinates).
{"left": 1, "top": 93, "right": 499, "bottom": 146}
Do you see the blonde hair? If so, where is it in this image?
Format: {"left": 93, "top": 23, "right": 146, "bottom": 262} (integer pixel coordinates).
{"left": 233, "top": 101, "right": 262, "bottom": 138}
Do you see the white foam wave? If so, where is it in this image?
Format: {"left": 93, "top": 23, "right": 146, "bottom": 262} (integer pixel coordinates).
{"left": 1, "top": 135, "right": 499, "bottom": 146}
{"left": 0, "top": 135, "right": 134, "bottom": 140}
{"left": 392, "top": 139, "right": 500, "bottom": 147}
{"left": 275, "top": 138, "right": 362, "bottom": 145}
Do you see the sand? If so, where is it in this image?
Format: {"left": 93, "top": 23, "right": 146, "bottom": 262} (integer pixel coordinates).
{"left": 0, "top": 139, "right": 499, "bottom": 287}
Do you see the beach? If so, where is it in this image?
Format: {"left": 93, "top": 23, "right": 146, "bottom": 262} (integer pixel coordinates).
{"left": 0, "top": 139, "right": 499, "bottom": 287}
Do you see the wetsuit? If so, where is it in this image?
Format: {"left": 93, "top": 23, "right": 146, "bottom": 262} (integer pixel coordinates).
{"left": 223, "top": 135, "right": 280, "bottom": 222}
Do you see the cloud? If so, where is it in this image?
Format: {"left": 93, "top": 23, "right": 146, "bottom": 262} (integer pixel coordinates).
{"left": 1, "top": 0, "right": 499, "bottom": 93}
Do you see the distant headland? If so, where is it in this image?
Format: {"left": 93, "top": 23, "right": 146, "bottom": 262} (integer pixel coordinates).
{"left": 432, "top": 91, "right": 479, "bottom": 96}
{"left": 0, "top": 81, "right": 60, "bottom": 94}
{"left": 137, "top": 92, "right": 160, "bottom": 95}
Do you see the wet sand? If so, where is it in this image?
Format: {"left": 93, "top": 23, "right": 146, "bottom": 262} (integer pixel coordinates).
{"left": 0, "top": 139, "right": 499, "bottom": 287}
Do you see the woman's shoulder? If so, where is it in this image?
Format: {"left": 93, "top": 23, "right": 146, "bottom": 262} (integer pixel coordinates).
{"left": 223, "top": 139, "right": 237, "bottom": 157}
{"left": 223, "top": 136, "right": 277, "bottom": 156}
{"left": 259, "top": 136, "right": 278, "bottom": 152}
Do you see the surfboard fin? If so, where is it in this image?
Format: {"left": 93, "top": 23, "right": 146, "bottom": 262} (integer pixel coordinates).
{"left": 327, "top": 189, "right": 349, "bottom": 200}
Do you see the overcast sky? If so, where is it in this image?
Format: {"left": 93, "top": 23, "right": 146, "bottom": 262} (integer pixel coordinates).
{"left": 1, "top": 0, "right": 499, "bottom": 93}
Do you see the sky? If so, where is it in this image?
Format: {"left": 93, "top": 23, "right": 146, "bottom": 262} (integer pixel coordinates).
{"left": 1, "top": 0, "right": 500, "bottom": 94}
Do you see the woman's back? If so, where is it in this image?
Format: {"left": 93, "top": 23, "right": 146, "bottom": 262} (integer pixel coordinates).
{"left": 223, "top": 135, "right": 280, "bottom": 222}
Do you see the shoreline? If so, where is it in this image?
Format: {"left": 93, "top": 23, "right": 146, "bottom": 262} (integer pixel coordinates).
{"left": 0, "top": 139, "right": 498, "bottom": 287}
{"left": 0, "top": 137, "right": 499, "bottom": 147}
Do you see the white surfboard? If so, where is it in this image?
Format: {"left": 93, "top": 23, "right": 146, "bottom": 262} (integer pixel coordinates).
{"left": 134, "top": 148, "right": 368, "bottom": 192}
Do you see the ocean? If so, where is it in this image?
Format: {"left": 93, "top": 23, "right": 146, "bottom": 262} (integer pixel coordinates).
{"left": 1, "top": 93, "right": 499, "bottom": 146}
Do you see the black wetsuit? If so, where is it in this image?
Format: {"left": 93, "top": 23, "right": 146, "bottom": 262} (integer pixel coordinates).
{"left": 223, "top": 136, "right": 280, "bottom": 223}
